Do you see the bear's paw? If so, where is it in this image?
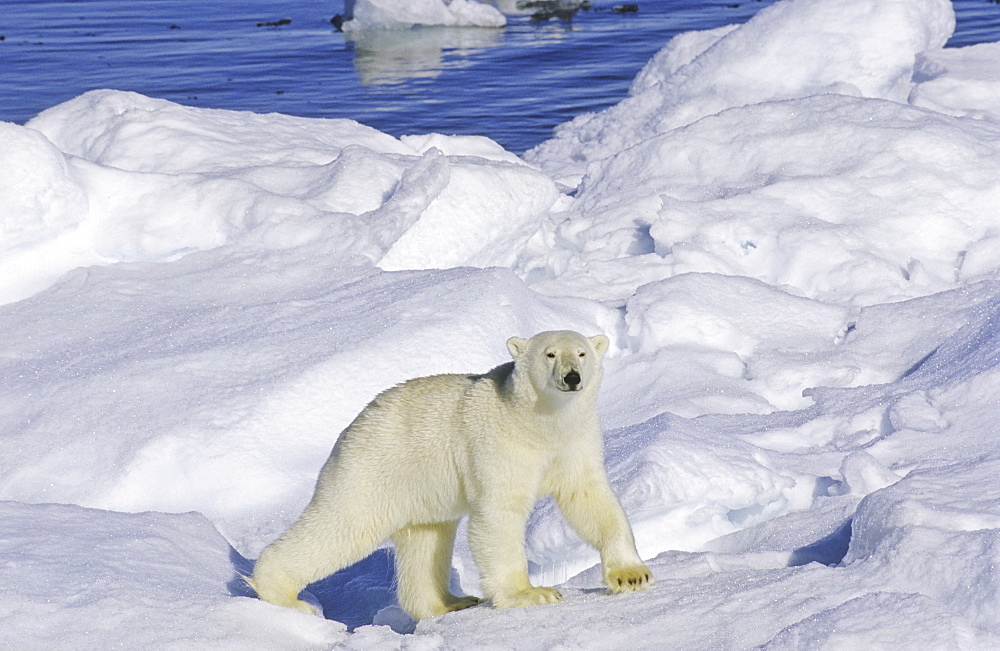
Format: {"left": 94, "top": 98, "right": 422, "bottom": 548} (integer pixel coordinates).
{"left": 605, "top": 565, "right": 654, "bottom": 593}
{"left": 495, "top": 586, "right": 563, "bottom": 608}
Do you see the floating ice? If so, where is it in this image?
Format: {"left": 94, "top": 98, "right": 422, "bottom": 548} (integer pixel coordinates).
{"left": 338, "top": 0, "right": 506, "bottom": 31}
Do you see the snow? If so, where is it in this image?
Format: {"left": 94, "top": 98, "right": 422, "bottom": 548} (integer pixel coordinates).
{"left": 910, "top": 41, "right": 1000, "bottom": 122}
{"left": 0, "top": 502, "right": 353, "bottom": 650}
{"left": 525, "top": 0, "right": 957, "bottom": 180}
{"left": 3, "top": 0, "right": 1000, "bottom": 647}
{"left": 338, "top": 0, "right": 506, "bottom": 31}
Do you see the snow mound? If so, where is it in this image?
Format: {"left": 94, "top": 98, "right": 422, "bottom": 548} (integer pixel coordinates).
{"left": 526, "top": 0, "right": 955, "bottom": 178}
{"left": 1, "top": 90, "right": 558, "bottom": 304}
{"left": 520, "top": 94, "right": 1000, "bottom": 306}
{"left": 910, "top": 41, "right": 1000, "bottom": 122}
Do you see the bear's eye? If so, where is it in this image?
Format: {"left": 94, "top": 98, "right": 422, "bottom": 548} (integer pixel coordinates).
{"left": 579, "top": 352, "right": 586, "bottom": 357}
{"left": 546, "top": 352, "right": 555, "bottom": 359}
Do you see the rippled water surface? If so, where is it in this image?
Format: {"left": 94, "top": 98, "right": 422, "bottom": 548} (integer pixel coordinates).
{"left": 2, "top": 0, "right": 999, "bottom": 153}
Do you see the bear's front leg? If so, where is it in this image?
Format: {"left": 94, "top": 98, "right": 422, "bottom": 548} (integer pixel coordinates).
{"left": 467, "top": 506, "right": 563, "bottom": 609}
{"left": 552, "top": 471, "right": 654, "bottom": 595}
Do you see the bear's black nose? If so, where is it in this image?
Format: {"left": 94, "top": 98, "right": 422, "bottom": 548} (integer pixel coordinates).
{"left": 564, "top": 370, "right": 581, "bottom": 389}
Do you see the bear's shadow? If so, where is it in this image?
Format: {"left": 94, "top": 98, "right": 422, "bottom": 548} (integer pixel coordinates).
{"left": 229, "top": 547, "right": 405, "bottom": 632}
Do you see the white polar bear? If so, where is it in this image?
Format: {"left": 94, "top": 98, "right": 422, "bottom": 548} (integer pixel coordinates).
{"left": 248, "top": 330, "right": 652, "bottom": 620}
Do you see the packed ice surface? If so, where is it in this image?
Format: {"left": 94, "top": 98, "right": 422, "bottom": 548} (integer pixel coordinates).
{"left": 337, "top": 0, "right": 506, "bottom": 31}
{"left": 3, "top": 0, "right": 1000, "bottom": 647}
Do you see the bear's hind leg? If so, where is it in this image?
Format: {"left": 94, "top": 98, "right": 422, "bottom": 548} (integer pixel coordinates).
{"left": 393, "top": 521, "right": 480, "bottom": 620}
{"left": 251, "top": 506, "right": 390, "bottom": 615}
{"left": 245, "top": 559, "right": 317, "bottom": 615}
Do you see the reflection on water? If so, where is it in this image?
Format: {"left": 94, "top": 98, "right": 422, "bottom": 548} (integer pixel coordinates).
{"left": 345, "top": 26, "right": 504, "bottom": 86}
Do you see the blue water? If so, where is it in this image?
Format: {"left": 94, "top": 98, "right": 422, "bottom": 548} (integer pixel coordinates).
{"left": 2, "top": 0, "right": 999, "bottom": 153}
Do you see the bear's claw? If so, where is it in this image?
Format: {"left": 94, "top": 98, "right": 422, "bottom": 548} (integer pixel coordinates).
{"left": 606, "top": 565, "right": 654, "bottom": 594}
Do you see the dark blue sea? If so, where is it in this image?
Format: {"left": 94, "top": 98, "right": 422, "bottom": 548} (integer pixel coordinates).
{"left": 2, "top": 0, "right": 999, "bottom": 153}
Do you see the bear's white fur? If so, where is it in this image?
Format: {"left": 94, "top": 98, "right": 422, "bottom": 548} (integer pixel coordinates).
{"left": 249, "top": 330, "right": 652, "bottom": 620}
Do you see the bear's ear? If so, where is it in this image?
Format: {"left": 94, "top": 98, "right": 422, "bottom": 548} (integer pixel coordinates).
{"left": 507, "top": 337, "right": 528, "bottom": 359}
{"left": 589, "top": 334, "right": 610, "bottom": 358}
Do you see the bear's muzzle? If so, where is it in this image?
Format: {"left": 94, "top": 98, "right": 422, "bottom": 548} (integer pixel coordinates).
{"left": 563, "top": 370, "right": 581, "bottom": 391}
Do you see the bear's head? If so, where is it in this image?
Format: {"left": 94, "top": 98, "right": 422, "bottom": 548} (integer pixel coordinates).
{"left": 506, "top": 330, "right": 610, "bottom": 400}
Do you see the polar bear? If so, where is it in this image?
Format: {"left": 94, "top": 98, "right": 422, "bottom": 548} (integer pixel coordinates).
{"left": 248, "top": 330, "right": 652, "bottom": 620}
